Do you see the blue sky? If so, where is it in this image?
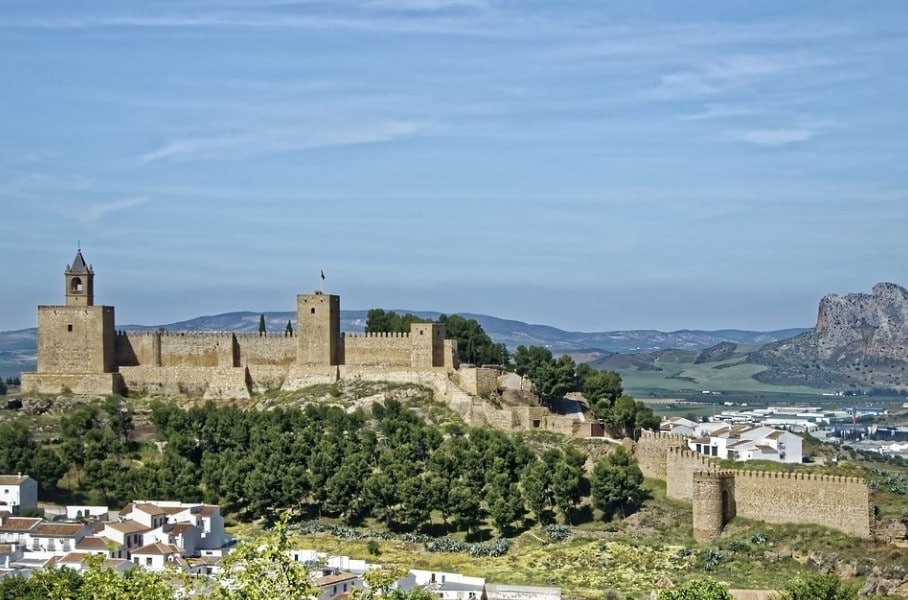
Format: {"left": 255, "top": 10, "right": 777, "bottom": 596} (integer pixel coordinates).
{"left": 2, "top": 1, "right": 906, "bottom": 333}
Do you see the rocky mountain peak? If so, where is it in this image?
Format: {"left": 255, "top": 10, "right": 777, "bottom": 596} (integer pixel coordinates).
{"left": 751, "top": 282, "right": 908, "bottom": 391}
{"left": 814, "top": 283, "right": 908, "bottom": 361}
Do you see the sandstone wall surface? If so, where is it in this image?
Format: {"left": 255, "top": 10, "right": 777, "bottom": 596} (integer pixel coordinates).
{"left": 341, "top": 333, "right": 413, "bottom": 367}
{"left": 731, "top": 470, "right": 873, "bottom": 538}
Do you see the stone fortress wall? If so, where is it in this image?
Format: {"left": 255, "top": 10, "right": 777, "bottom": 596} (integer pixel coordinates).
{"left": 22, "top": 250, "right": 463, "bottom": 400}
{"left": 635, "top": 431, "right": 875, "bottom": 542}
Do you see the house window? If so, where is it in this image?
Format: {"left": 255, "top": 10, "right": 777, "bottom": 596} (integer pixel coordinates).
{"left": 311, "top": 308, "right": 316, "bottom": 314}
{"left": 532, "top": 420, "right": 541, "bottom": 428}
{"left": 146, "top": 557, "right": 153, "bottom": 566}
{"left": 711, "top": 446, "right": 718, "bottom": 456}
{"left": 134, "top": 557, "right": 139, "bottom": 564}
{"left": 67, "top": 324, "right": 73, "bottom": 332}
{"left": 343, "top": 584, "right": 348, "bottom": 592}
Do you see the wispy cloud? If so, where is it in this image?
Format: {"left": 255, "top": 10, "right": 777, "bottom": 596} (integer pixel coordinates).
{"left": 138, "top": 120, "right": 431, "bottom": 163}
{"left": 646, "top": 53, "right": 831, "bottom": 100}
{"left": 731, "top": 128, "right": 816, "bottom": 147}
{"left": 78, "top": 197, "right": 151, "bottom": 225}
{"left": 363, "top": 0, "right": 489, "bottom": 11}
{"left": 682, "top": 103, "right": 760, "bottom": 121}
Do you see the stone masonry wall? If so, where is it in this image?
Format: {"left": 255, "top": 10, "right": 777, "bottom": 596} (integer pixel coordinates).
{"left": 115, "top": 332, "right": 156, "bottom": 366}
{"left": 158, "top": 333, "right": 233, "bottom": 368}
{"left": 731, "top": 470, "right": 873, "bottom": 538}
{"left": 119, "top": 366, "right": 213, "bottom": 395}
{"left": 341, "top": 333, "right": 413, "bottom": 367}
{"left": 458, "top": 367, "right": 499, "bottom": 397}
{"left": 234, "top": 334, "right": 296, "bottom": 366}
{"left": 666, "top": 448, "right": 719, "bottom": 501}
{"left": 635, "top": 431, "right": 688, "bottom": 480}
{"left": 36, "top": 306, "right": 115, "bottom": 374}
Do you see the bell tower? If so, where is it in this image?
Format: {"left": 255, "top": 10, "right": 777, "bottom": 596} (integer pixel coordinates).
{"left": 65, "top": 248, "right": 94, "bottom": 306}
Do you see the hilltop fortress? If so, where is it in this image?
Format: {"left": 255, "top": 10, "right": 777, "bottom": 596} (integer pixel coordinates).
{"left": 21, "top": 249, "right": 467, "bottom": 400}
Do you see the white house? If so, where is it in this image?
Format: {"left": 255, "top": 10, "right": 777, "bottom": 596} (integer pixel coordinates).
{"left": 124, "top": 501, "right": 227, "bottom": 550}
{"left": 688, "top": 425, "right": 803, "bottom": 464}
{"left": 410, "top": 570, "right": 486, "bottom": 600}
{"left": 130, "top": 541, "right": 182, "bottom": 571}
{"left": 660, "top": 417, "right": 698, "bottom": 437}
{"left": 0, "top": 475, "right": 38, "bottom": 515}
{"left": 312, "top": 570, "right": 362, "bottom": 600}
{"left": 98, "top": 519, "right": 149, "bottom": 551}
{"left": 66, "top": 505, "right": 110, "bottom": 521}
{"left": 0, "top": 517, "right": 41, "bottom": 545}
{"left": 486, "top": 584, "right": 562, "bottom": 600}
{"left": 147, "top": 522, "right": 203, "bottom": 557}
{"left": 23, "top": 522, "right": 90, "bottom": 558}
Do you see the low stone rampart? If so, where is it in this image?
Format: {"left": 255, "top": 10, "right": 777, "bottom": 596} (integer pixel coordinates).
{"left": 341, "top": 333, "right": 413, "bottom": 367}
{"left": 458, "top": 367, "right": 499, "bottom": 397}
{"left": 666, "top": 448, "right": 719, "bottom": 501}
{"left": 119, "top": 366, "right": 213, "bottom": 395}
{"left": 234, "top": 334, "right": 296, "bottom": 366}
{"left": 636, "top": 431, "right": 688, "bottom": 480}
{"left": 730, "top": 469, "right": 873, "bottom": 538}
{"left": 21, "top": 372, "right": 123, "bottom": 396}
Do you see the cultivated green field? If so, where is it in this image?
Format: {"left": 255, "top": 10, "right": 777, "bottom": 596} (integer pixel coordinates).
{"left": 618, "top": 359, "right": 830, "bottom": 396}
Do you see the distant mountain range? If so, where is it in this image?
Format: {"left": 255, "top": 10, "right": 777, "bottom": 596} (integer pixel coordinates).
{"left": 0, "top": 309, "right": 806, "bottom": 379}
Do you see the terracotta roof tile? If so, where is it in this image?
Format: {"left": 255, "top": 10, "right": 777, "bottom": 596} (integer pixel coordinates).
{"left": 132, "top": 542, "right": 180, "bottom": 555}
{"left": 0, "top": 518, "right": 41, "bottom": 533}
{"left": 32, "top": 523, "right": 84, "bottom": 537}
{"left": 103, "top": 520, "right": 150, "bottom": 534}
{"left": 0, "top": 475, "right": 30, "bottom": 486}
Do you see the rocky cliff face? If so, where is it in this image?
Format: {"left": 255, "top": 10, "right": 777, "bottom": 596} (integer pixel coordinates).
{"left": 750, "top": 283, "right": 908, "bottom": 392}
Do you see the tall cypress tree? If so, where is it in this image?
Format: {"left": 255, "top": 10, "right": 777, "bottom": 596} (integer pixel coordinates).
{"left": 258, "top": 313, "right": 266, "bottom": 337}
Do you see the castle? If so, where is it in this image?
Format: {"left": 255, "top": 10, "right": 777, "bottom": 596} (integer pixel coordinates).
{"left": 633, "top": 431, "right": 876, "bottom": 542}
{"left": 21, "top": 249, "right": 463, "bottom": 400}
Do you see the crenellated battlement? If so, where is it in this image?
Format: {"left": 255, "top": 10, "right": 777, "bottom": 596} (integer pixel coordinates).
{"left": 728, "top": 469, "right": 865, "bottom": 484}
{"left": 667, "top": 446, "right": 719, "bottom": 468}
{"left": 640, "top": 430, "right": 687, "bottom": 442}
{"left": 116, "top": 330, "right": 233, "bottom": 339}
{"left": 343, "top": 331, "right": 411, "bottom": 339}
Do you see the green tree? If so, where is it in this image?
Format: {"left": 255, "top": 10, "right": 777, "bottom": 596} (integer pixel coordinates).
{"left": 779, "top": 573, "right": 858, "bottom": 600}
{"left": 656, "top": 577, "right": 733, "bottom": 600}
{"left": 604, "top": 395, "right": 659, "bottom": 439}
{"left": 258, "top": 313, "right": 266, "bottom": 337}
{"left": 214, "top": 513, "right": 318, "bottom": 600}
{"left": 590, "top": 446, "right": 644, "bottom": 519}
{"left": 520, "top": 458, "right": 552, "bottom": 523}
{"left": 513, "top": 345, "right": 581, "bottom": 401}
{"left": 365, "top": 309, "right": 427, "bottom": 334}
{"left": 551, "top": 446, "right": 585, "bottom": 524}
{"left": 438, "top": 314, "right": 508, "bottom": 366}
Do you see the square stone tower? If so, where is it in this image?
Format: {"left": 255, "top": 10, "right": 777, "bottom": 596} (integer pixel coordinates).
{"left": 296, "top": 292, "right": 340, "bottom": 365}
{"left": 22, "top": 249, "right": 120, "bottom": 395}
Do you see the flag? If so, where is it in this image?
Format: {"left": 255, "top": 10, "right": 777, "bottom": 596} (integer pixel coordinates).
{"left": 320, "top": 270, "right": 326, "bottom": 281}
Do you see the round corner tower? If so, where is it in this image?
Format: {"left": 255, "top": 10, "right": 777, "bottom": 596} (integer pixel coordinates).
{"left": 692, "top": 471, "right": 736, "bottom": 543}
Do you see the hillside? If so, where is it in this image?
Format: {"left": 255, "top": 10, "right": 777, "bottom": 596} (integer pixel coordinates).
{"left": 749, "top": 283, "right": 908, "bottom": 392}
{"left": 0, "top": 311, "right": 804, "bottom": 379}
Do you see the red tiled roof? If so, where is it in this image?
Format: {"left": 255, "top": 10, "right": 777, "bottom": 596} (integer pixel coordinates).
{"left": 103, "top": 520, "right": 150, "bottom": 534}
{"left": 132, "top": 542, "right": 180, "bottom": 555}
{"left": 0, "top": 518, "right": 41, "bottom": 533}
{"left": 0, "top": 475, "right": 31, "bottom": 486}
{"left": 32, "top": 523, "right": 84, "bottom": 538}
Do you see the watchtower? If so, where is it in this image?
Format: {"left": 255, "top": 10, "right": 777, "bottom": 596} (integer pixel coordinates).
{"left": 22, "top": 248, "right": 121, "bottom": 395}
{"left": 296, "top": 292, "right": 340, "bottom": 365}
{"left": 65, "top": 248, "right": 94, "bottom": 306}
{"left": 692, "top": 471, "right": 736, "bottom": 542}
